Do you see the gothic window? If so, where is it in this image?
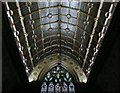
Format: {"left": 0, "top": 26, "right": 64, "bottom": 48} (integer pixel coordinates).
{"left": 40, "top": 66, "right": 75, "bottom": 93}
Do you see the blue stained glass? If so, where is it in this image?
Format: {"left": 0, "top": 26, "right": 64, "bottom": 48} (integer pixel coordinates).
{"left": 69, "top": 82, "right": 75, "bottom": 93}
{"left": 48, "top": 82, "right": 54, "bottom": 93}
{"left": 62, "top": 82, "right": 68, "bottom": 93}
{"left": 57, "top": 66, "right": 60, "bottom": 71}
{"left": 55, "top": 83, "right": 61, "bottom": 93}
{"left": 41, "top": 82, "right": 47, "bottom": 93}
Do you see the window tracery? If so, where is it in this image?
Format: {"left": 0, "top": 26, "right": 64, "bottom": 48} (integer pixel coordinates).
{"left": 40, "top": 66, "right": 75, "bottom": 93}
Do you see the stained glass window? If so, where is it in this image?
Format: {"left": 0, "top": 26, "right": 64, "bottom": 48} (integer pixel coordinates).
{"left": 62, "top": 82, "right": 68, "bottom": 93}
{"left": 55, "top": 83, "right": 61, "bottom": 93}
{"left": 48, "top": 82, "right": 54, "bottom": 93}
{"left": 40, "top": 66, "right": 75, "bottom": 93}
{"left": 69, "top": 82, "right": 75, "bottom": 93}
{"left": 41, "top": 82, "right": 47, "bottom": 93}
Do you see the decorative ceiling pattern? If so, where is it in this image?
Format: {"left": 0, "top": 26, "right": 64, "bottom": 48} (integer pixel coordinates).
{"left": 4, "top": 1, "right": 117, "bottom": 82}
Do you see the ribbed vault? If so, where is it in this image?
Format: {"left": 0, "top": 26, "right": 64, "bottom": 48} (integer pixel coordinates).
{"left": 4, "top": 1, "right": 117, "bottom": 83}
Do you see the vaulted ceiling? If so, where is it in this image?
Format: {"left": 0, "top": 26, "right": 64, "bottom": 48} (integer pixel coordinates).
{"left": 4, "top": 1, "right": 117, "bottom": 82}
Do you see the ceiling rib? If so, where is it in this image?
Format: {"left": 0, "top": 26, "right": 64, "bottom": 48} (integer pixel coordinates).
{"left": 4, "top": 1, "right": 117, "bottom": 81}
